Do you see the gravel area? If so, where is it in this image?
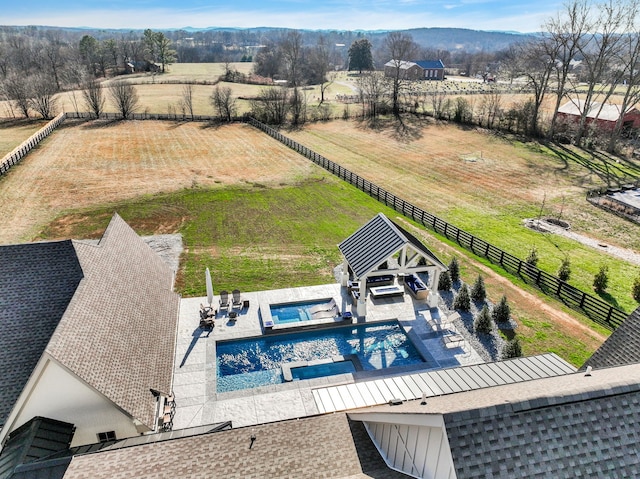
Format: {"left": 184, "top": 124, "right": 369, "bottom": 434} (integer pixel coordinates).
{"left": 437, "top": 284, "right": 518, "bottom": 362}
{"left": 142, "top": 234, "right": 183, "bottom": 272}
{"left": 525, "top": 218, "right": 640, "bottom": 266}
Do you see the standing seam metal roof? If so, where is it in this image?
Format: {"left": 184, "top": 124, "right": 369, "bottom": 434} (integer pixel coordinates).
{"left": 338, "top": 213, "right": 445, "bottom": 278}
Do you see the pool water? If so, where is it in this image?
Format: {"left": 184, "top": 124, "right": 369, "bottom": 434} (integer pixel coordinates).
{"left": 216, "top": 321, "right": 426, "bottom": 392}
{"left": 269, "top": 298, "right": 332, "bottom": 324}
{"left": 291, "top": 361, "right": 357, "bottom": 381}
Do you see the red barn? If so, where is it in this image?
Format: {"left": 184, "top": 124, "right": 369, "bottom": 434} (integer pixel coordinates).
{"left": 557, "top": 100, "right": 640, "bottom": 132}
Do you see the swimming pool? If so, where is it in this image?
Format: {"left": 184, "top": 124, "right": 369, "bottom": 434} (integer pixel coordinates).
{"left": 216, "top": 321, "right": 428, "bottom": 392}
{"left": 269, "top": 298, "right": 334, "bottom": 324}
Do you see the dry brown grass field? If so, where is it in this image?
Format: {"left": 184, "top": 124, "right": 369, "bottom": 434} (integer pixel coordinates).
{"left": 0, "top": 120, "right": 314, "bottom": 243}
{"left": 0, "top": 119, "right": 47, "bottom": 156}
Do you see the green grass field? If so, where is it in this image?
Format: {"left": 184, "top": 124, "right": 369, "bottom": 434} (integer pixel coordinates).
{"left": 37, "top": 175, "right": 606, "bottom": 366}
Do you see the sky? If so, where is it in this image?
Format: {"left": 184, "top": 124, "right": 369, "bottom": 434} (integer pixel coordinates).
{"left": 2, "top": 0, "right": 561, "bottom": 33}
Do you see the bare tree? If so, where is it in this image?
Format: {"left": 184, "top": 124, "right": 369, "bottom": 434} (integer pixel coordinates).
{"left": 2, "top": 73, "right": 31, "bottom": 117}
{"left": 109, "top": 81, "right": 139, "bottom": 119}
{"left": 383, "top": 32, "right": 419, "bottom": 117}
{"left": 181, "top": 84, "right": 195, "bottom": 119}
{"left": 506, "top": 39, "right": 556, "bottom": 136}
{"left": 569, "top": 0, "right": 630, "bottom": 146}
{"left": 289, "top": 87, "right": 307, "bottom": 126}
{"left": 29, "top": 73, "right": 58, "bottom": 119}
{"left": 546, "top": 0, "right": 592, "bottom": 137}
{"left": 608, "top": 4, "right": 640, "bottom": 150}
{"left": 210, "top": 85, "right": 237, "bottom": 122}
{"left": 250, "top": 87, "right": 289, "bottom": 125}
{"left": 280, "top": 30, "right": 304, "bottom": 88}
{"left": 479, "top": 86, "right": 502, "bottom": 128}
{"left": 429, "top": 84, "right": 448, "bottom": 119}
{"left": 82, "top": 79, "right": 105, "bottom": 118}
{"left": 357, "top": 71, "right": 388, "bottom": 119}
{"left": 308, "top": 38, "right": 332, "bottom": 104}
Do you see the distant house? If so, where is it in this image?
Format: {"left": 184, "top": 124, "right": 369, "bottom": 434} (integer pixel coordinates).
{"left": 0, "top": 214, "right": 179, "bottom": 452}
{"left": 557, "top": 100, "right": 640, "bottom": 132}
{"left": 384, "top": 59, "right": 445, "bottom": 81}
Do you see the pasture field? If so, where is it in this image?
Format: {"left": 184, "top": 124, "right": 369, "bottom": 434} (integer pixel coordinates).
{"left": 287, "top": 119, "right": 640, "bottom": 313}
{"left": 0, "top": 119, "right": 47, "bottom": 156}
{"left": 0, "top": 120, "right": 315, "bottom": 243}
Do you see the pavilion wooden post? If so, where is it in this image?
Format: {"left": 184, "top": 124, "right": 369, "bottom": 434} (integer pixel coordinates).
{"left": 357, "top": 277, "right": 367, "bottom": 316}
{"left": 341, "top": 259, "right": 350, "bottom": 287}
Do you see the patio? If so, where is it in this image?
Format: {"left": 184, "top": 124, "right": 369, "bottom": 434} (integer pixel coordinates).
{"left": 172, "top": 282, "right": 484, "bottom": 430}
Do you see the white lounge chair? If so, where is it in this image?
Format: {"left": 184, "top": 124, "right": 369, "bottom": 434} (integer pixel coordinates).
{"left": 308, "top": 298, "right": 337, "bottom": 315}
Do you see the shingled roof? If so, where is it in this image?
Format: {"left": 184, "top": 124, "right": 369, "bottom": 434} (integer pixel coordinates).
{"left": 445, "top": 380, "right": 640, "bottom": 478}
{"left": 351, "top": 363, "right": 640, "bottom": 478}
{"left": 582, "top": 306, "right": 640, "bottom": 371}
{"left": 338, "top": 213, "right": 445, "bottom": 279}
{"left": 61, "top": 414, "right": 408, "bottom": 479}
{"left": 0, "top": 241, "right": 83, "bottom": 429}
{"left": 45, "top": 214, "right": 180, "bottom": 430}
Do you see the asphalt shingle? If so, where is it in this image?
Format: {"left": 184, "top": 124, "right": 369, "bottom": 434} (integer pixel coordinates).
{"left": 0, "top": 240, "right": 83, "bottom": 428}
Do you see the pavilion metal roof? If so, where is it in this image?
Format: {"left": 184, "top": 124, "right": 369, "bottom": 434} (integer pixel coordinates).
{"left": 338, "top": 213, "right": 446, "bottom": 279}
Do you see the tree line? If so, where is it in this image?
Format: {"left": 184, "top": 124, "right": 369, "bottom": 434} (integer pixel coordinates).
{"left": 0, "top": 27, "right": 175, "bottom": 119}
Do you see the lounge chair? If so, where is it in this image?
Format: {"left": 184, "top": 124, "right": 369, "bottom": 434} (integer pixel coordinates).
{"left": 312, "top": 305, "right": 340, "bottom": 319}
{"left": 219, "top": 290, "right": 230, "bottom": 311}
{"left": 308, "top": 298, "right": 337, "bottom": 315}
{"left": 232, "top": 289, "right": 242, "bottom": 309}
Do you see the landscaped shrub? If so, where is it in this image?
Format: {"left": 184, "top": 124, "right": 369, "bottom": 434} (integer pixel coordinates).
{"left": 448, "top": 257, "right": 460, "bottom": 283}
{"left": 593, "top": 265, "right": 609, "bottom": 294}
{"left": 470, "top": 275, "right": 486, "bottom": 303}
{"left": 557, "top": 257, "right": 571, "bottom": 282}
{"left": 474, "top": 305, "right": 492, "bottom": 333}
{"left": 501, "top": 338, "right": 522, "bottom": 359}
{"left": 632, "top": 275, "right": 640, "bottom": 303}
{"left": 438, "top": 271, "right": 452, "bottom": 291}
{"left": 526, "top": 247, "right": 539, "bottom": 266}
{"left": 453, "top": 283, "right": 471, "bottom": 311}
{"left": 492, "top": 295, "right": 510, "bottom": 323}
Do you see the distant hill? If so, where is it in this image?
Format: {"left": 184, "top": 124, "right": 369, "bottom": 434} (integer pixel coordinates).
{"left": 0, "top": 25, "right": 531, "bottom": 52}
{"left": 398, "top": 28, "right": 530, "bottom": 52}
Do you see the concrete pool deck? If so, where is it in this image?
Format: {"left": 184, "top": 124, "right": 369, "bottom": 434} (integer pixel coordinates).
{"left": 172, "top": 283, "right": 484, "bottom": 429}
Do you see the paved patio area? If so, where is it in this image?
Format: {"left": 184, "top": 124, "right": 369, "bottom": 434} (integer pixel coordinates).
{"left": 172, "top": 282, "right": 484, "bottom": 430}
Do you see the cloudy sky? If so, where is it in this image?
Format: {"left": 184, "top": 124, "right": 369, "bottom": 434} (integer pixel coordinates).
{"left": 3, "top": 0, "right": 560, "bottom": 33}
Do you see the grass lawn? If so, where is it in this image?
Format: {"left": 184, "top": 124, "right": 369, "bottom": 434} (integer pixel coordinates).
{"left": 38, "top": 175, "right": 606, "bottom": 367}
{"left": 0, "top": 119, "right": 47, "bottom": 156}
{"left": 287, "top": 119, "right": 640, "bottom": 313}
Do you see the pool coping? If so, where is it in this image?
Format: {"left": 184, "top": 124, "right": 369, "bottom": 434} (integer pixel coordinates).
{"left": 259, "top": 297, "right": 353, "bottom": 333}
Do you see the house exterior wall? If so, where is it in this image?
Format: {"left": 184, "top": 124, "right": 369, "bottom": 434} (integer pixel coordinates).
{"left": 6, "top": 356, "right": 143, "bottom": 447}
{"left": 422, "top": 68, "right": 444, "bottom": 80}
{"left": 363, "top": 417, "right": 457, "bottom": 479}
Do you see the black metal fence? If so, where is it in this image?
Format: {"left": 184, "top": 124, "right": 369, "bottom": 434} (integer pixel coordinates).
{"left": 0, "top": 113, "right": 66, "bottom": 176}
{"left": 246, "top": 116, "right": 628, "bottom": 330}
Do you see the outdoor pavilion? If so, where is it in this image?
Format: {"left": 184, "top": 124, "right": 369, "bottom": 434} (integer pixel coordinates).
{"left": 338, "top": 213, "right": 447, "bottom": 317}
